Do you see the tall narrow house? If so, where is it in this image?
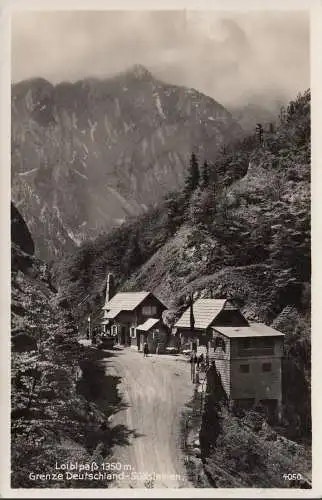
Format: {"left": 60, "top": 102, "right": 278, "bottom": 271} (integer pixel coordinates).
{"left": 174, "top": 297, "right": 284, "bottom": 420}
{"left": 212, "top": 323, "right": 284, "bottom": 421}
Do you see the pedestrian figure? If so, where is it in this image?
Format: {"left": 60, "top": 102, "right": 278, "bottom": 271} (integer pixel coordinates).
{"left": 205, "top": 351, "right": 209, "bottom": 368}
{"left": 198, "top": 353, "right": 204, "bottom": 371}
{"left": 189, "top": 353, "right": 194, "bottom": 382}
{"left": 143, "top": 342, "right": 149, "bottom": 358}
{"left": 190, "top": 353, "right": 197, "bottom": 382}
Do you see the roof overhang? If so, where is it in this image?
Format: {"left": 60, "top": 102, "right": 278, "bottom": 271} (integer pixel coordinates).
{"left": 137, "top": 318, "right": 160, "bottom": 332}
{"left": 175, "top": 326, "right": 207, "bottom": 332}
{"left": 212, "top": 324, "right": 285, "bottom": 339}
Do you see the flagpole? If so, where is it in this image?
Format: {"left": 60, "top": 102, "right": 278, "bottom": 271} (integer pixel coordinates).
{"left": 190, "top": 292, "right": 196, "bottom": 353}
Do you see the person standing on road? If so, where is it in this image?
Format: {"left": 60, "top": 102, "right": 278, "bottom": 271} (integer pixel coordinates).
{"left": 205, "top": 350, "right": 209, "bottom": 369}
{"left": 190, "top": 353, "right": 197, "bottom": 382}
{"left": 143, "top": 342, "right": 149, "bottom": 358}
{"left": 198, "top": 353, "right": 204, "bottom": 371}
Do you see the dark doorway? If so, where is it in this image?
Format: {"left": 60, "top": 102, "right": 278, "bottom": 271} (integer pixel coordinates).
{"left": 259, "top": 399, "right": 278, "bottom": 423}
{"left": 121, "top": 326, "right": 126, "bottom": 345}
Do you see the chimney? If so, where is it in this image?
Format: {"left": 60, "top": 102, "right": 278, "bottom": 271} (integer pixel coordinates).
{"left": 105, "top": 273, "right": 115, "bottom": 304}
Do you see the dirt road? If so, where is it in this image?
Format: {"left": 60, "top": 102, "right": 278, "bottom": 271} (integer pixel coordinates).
{"left": 102, "top": 347, "right": 194, "bottom": 488}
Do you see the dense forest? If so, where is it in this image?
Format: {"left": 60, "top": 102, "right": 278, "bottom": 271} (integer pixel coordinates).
{"left": 11, "top": 203, "right": 122, "bottom": 488}
{"left": 52, "top": 89, "right": 311, "bottom": 484}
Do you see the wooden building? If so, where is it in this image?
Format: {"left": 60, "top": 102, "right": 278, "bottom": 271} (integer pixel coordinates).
{"left": 212, "top": 323, "right": 284, "bottom": 421}
{"left": 174, "top": 297, "right": 284, "bottom": 420}
{"left": 173, "top": 298, "right": 248, "bottom": 353}
{"left": 136, "top": 318, "right": 169, "bottom": 353}
{"left": 102, "top": 290, "right": 167, "bottom": 348}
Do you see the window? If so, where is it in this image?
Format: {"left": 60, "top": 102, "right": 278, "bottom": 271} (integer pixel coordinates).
{"left": 234, "top": 398, "right": 255, "bottom": 410}
{"left": 254, "top": 338, "right": 274, "bottom": 350}
{"left": 238, "top": 337, "right": 275, "bottom": 356}
{"left": 214, "top": 337, "right": 226, "bottom": 352}
{"left": 130, "top": 327, "right": 136, "bottom": 338}
{"left": 241, "top": 338, "right": 251, "bottom": 349}
{"left": 262, "top": 362, "right": 272, "bottom": 372}
{"left": 111, "top": 325, "right": 118, "bottom": 336}
{"left": 239, "top": 364, "right": 250, "bottom": 373}
{"left": 142, "top": 305, "right": 157, "bottom": 316}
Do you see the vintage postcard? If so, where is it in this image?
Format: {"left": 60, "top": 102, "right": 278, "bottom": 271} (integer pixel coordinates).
{"left": 1, "top": 0, "right": 321, "bottom": 497}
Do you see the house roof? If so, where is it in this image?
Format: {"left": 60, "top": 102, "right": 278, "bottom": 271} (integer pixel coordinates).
{"left": 174, "top": 299, "right": 229, "bottom": 329}
{"left": 137, "top": 318, "right": 160, "bottom": 332}
{"left": 105, "top": 308, "right": 122, "bottom": 319}
{"left": 102, "top": 291, "right": 151, "bottom": 312}
{"left": 213, "top": 322, "right": 285, "bottom": 338}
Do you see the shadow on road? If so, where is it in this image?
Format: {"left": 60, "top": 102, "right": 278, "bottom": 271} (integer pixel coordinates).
{"left": 77, "top": 355, "right": 126, "bottom": 417}
{"left": 109, "top": 424, "right": 143, "bottom": 447}
{"left": 76, "top": 347, "right": 143, "bottom": 453}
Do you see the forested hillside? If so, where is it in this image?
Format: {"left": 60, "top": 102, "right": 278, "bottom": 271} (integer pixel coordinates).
{"left": 55, "top": 90, "right": 310, "bottom": 439}
{"left": 11, "top": 203, "right": 118, "bottom": 488}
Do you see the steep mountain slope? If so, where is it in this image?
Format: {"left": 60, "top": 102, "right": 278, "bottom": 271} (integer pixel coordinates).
{"left": 11, "top": 65, "right": 242, "bottom": 260}
{"left": 54, "top": 90, "right": 310, "bottom": 438}
{"left": 55, "top": 89, "right": 310, "bottom": 304}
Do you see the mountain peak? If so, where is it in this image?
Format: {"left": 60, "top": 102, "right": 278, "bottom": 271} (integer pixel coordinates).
{"left": 128, "top": 64, "right": 153, "bottom": 80}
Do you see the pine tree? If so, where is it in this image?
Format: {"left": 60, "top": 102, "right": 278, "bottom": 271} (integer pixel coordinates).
{"left": 164, "top": 193, "right": 180, "bottom": 235}
{"left": 279, "top": 105, "right": 287, "bottom": 125}
{"left": 211, "top": 164, "right": 219, "bottom": 197}
{"left": 124, "top": 231, "right": 142, "bottom": 273}
{"left": 184, "top": 152, "right": 200, "bottom": 195}
{"left": 200, "top": 160, "right": 210, "bottom": 189}
{"left": 256, "top": 123, "right": 264, "bottom": 145}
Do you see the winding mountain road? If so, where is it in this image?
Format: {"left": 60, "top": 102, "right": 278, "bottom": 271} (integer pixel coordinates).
{"left": 103, "top": 348, "right": 194, "bottom": 488}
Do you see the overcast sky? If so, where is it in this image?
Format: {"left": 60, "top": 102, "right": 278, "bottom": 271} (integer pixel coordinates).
{"left": 11, "top": 10, "right": 309, "bottom": 106}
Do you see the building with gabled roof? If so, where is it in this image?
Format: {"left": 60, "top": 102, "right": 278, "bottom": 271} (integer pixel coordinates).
{"left": 173, "top": 298, "right": 248, "bottom": 351}
{"left": 103, "top": 291, "right": 151, "bottom": 316}
{"left": 101, "top": 281, "right": 167, "bottom": 348}
{"left": 136, "top": 318, "right": 169, "bottom": 354}
{"left": 175, "top": 299, "right": 227, "bottom": 329}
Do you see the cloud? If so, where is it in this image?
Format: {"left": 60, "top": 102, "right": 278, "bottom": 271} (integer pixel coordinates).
{"left": 11, "top": 10, "right": 309, "bottom": 106}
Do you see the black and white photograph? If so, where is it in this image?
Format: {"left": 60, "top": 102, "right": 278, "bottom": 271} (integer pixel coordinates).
{"left": 6, "top": 4, "right": 315, "bottom": 494}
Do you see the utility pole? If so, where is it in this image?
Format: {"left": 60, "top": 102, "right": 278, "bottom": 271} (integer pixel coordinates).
{"left": 73, "top": 294, "right": 90, "bottom": 339}
{"left": 87, "top": 315, "right": 91, "bottom": 340}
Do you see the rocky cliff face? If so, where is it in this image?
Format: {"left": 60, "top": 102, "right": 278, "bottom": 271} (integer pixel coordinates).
{"left": 11, "top": 65, "right": 242, "bottom": 260}
{"left": 11, "top": 202, "right": 34, "bottom": 256}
